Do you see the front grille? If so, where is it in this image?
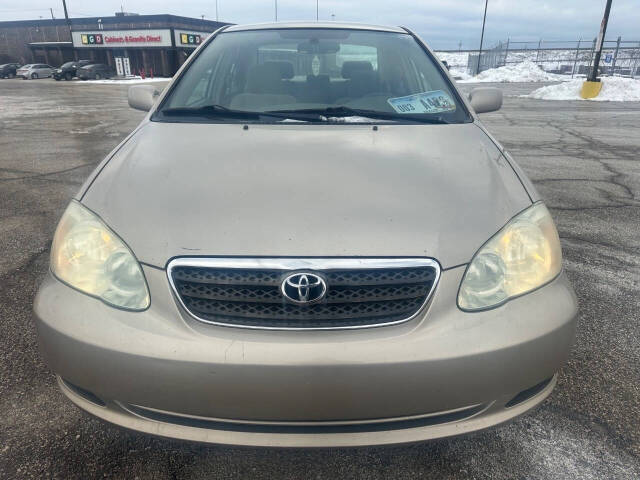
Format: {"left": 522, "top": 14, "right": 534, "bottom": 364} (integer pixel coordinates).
{"left": 168, "top": 258, "right": 439, "bottom": 330}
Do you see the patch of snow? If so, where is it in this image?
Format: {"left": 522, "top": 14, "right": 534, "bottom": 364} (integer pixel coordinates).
{"left": 280, "top": 116, "right": 394, "bottom": 123}
{"left": 76, "top": 76, "right": 170, "bottom": 85}
{"left": 459, "top": 60, "right": 568, "bottom": 83}
{"left": 526, "top": 76, "right": 640, "bottom": 101}
{"left": 324, "top": 115, "right": 391, "bottom": 123}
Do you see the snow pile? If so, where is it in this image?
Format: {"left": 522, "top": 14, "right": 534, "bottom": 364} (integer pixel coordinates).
{"left": 450, "top": 68, "right": 473, "bottom": 81}
{"left": 459, "top": 60, "right": 567, "bottom": 83}
{"left": 77, "top": 76, "right": 170, "bottom": 85}
{"left": 436, "top": 51, "right": 468, "bottom": 68}
{"left": 527, "top": 76, "right": 640, "bottom": 101}
{"left": 435, "top": 52, "right": 472, "bottom": 80}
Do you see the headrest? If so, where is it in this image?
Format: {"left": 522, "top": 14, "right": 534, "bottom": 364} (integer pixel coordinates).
{"left": 263, "top": 61, "right": 295, "bottom": 80}
{"left": 341, "top": 61, "right": 373, "bottom": 79}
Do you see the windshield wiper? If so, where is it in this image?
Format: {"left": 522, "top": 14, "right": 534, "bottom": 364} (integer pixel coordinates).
{"left": 159, "top": 105, "right": 261, "bottom": 120}
{"left": 158, "top": 105, "right": 328, "bottom": 123}
{"left": 266, "top": 106, "right": 451, "bottom": 124}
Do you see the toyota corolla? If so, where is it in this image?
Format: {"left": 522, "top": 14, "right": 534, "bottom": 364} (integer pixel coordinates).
{"left": 34, "top": 22, "right": 577, "bottom": 447}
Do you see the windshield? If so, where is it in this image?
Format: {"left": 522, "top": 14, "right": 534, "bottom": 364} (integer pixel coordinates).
{"left": 61, "top": 62, "right": 75, "bottom": 68}
{"left": 157, "top": 28, "right": 469, "bottom": 124}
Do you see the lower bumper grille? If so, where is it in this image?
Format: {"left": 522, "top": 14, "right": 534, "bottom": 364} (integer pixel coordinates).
{"left": 168, "top": 258, "right": 440, "bottom": 330}
{"left": 123, "top": 402, "right": 485, "bottom": 434}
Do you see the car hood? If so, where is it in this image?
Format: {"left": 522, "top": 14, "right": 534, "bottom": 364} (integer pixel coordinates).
{"left": 81, "top": 121, "right": 531, "bottom": 268}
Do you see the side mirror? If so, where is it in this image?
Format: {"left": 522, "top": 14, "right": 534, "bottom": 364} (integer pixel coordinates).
{"left": 468, "top": 87, "right": 503, "bottom": 114}
{"left": 128, "top": 85, "right": 160, "bottom": 112}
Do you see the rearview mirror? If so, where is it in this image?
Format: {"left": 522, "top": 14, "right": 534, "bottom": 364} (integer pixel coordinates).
{"left": 468, "top": 87, "right": 502, "bottom": 114}
{"left": 128, "top": 85, "right": 160, "bottom": 112}
{"left": 297, "top": 40, "right": 340, "bottom": 54}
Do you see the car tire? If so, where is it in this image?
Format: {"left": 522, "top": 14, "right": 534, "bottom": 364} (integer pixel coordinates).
{"left": 94, "top": 73, "right": 102, "bottom": 80}
{"left": 65, "top": 72, "right": 73, "bottom": 81}
{"left": 54, "top": 77, "right": 60, "bottom": 81}
{"left": 9, "top": 73, "right": 15, "bottom": 79}
{"left": 31, "top": 73, "right": 38, "bottom": 80}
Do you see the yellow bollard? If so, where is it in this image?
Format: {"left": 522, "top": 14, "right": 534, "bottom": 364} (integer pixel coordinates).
{"left": 580, "top": 80, "right": 603, "bottom": 99}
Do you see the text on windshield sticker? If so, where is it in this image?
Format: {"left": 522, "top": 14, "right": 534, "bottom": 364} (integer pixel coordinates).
{"left": 387, "top": 90, "right": 456, "bottom": 114}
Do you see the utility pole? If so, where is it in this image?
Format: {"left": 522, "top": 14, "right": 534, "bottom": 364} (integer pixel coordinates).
{"left": 61, "top": 0, "right": 72, "bottom": 38}
{"left": 275, "top": 0, "right": 278, "bottom": 21}
{"left": 589, "top": 0, "right": 613, "bottom": 81}
{"left": 316, "top": 0, "right": 319, "bottom": 21}
{"left": 50, "top": 8, "right": 55, "bottom": 19}
{"left": 476, "top": 0, "right": 488, "bottom": 75}
{"left": 216, "top": 0, "right": 219, "bottom": 21}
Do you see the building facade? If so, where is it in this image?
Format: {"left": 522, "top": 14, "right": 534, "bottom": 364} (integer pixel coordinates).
{"left": 0, "top": 14, "right": 230, "bottom": 77}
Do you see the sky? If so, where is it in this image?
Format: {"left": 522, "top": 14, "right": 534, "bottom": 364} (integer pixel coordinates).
{"left": 1, "top": 0, "right": 638, "bottom": 50}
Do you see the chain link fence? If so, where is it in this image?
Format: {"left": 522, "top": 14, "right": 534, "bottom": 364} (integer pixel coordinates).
{"left": 459, "top": 37, "right": 640, "bottom": 77}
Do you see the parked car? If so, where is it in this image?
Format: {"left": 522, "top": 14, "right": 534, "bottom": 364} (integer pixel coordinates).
{"left": 16, "top": 64, "right": 54, "bottom": 79}
{"left": 35, "top": 22, "right": 577, "bottom": 448}
{"left": 53, "top": 60, "right": 92, "bottom": 81}
{"left": 77, "top": 63, "right": 115, "bottom": 80}
{"left": 0, "top": 63, "right": 21, "bottom": 78}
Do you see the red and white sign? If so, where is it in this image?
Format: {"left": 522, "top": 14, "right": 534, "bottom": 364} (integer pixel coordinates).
{"left": 72, "top": 29, "right": 172, "bottom": 48}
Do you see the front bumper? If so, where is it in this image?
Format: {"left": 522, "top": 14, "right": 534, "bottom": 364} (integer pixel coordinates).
{"left": 34, "top": 264, "right": 577, "bottom": 446}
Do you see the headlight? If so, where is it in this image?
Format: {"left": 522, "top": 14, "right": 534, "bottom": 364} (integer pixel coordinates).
{"left": 458, "top": 202, "right": 562, "bottom": 311}
{"left": 50, "top": 200, "right": 149, "bottom": 310}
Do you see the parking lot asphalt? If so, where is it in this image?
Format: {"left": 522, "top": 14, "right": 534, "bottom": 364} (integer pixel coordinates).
{"left": 1, "top": 78, "right": 639, "bottom": 479}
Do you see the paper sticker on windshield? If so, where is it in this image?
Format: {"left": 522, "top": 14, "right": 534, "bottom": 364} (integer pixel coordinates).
{"left": 387, "top": 90, "right": 456, "bottom": 114}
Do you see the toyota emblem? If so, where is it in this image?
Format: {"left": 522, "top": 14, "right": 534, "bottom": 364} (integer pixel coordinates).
{"left": 281, "top": 273, "right": 327, "bottom": 305}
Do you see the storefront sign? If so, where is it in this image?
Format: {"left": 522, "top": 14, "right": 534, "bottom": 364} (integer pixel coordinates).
{"left": 174, "top": 30, "right": 211, "bottom": 48}
{"left": 72, "top": 29, "right": 172, "bottom": 48}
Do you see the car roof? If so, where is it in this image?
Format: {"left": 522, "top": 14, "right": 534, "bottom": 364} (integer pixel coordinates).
{"left": 224, "top": 21, "right": 407, "bottom": 34}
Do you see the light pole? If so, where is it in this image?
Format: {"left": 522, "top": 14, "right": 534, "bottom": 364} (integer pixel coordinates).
{"left": 316, "top": 0, "right": 319, "bottom": 21}
{"left": 581, "top": 0, "right": 613, "bottom": 98}
{"left": 275, "top": 0, "right": 278, "bottom": 21}
{"left": 216, "top": 0, "right": 219, "bottom": 21}
{"left": 476, "top": 0, "right": 488, "bottom": 75}
{"left": 61, "top": 0, "right": 72, "bottom": 37}
{"left": 588, "top": 0, "right": 613, "bottom": 81}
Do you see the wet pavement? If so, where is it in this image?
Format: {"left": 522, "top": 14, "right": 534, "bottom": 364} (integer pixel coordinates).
{"left": 1, "top": 78, "right": 639, "bottom": 479}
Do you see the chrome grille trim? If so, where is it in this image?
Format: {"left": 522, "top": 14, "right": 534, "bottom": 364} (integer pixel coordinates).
{"left": 167, "top": 257, "right": 441, "bottom": 331}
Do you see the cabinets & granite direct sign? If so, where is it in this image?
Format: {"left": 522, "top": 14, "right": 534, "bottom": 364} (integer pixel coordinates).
{"left": 72, "top": 30, "right": 172, "bottom": 48}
